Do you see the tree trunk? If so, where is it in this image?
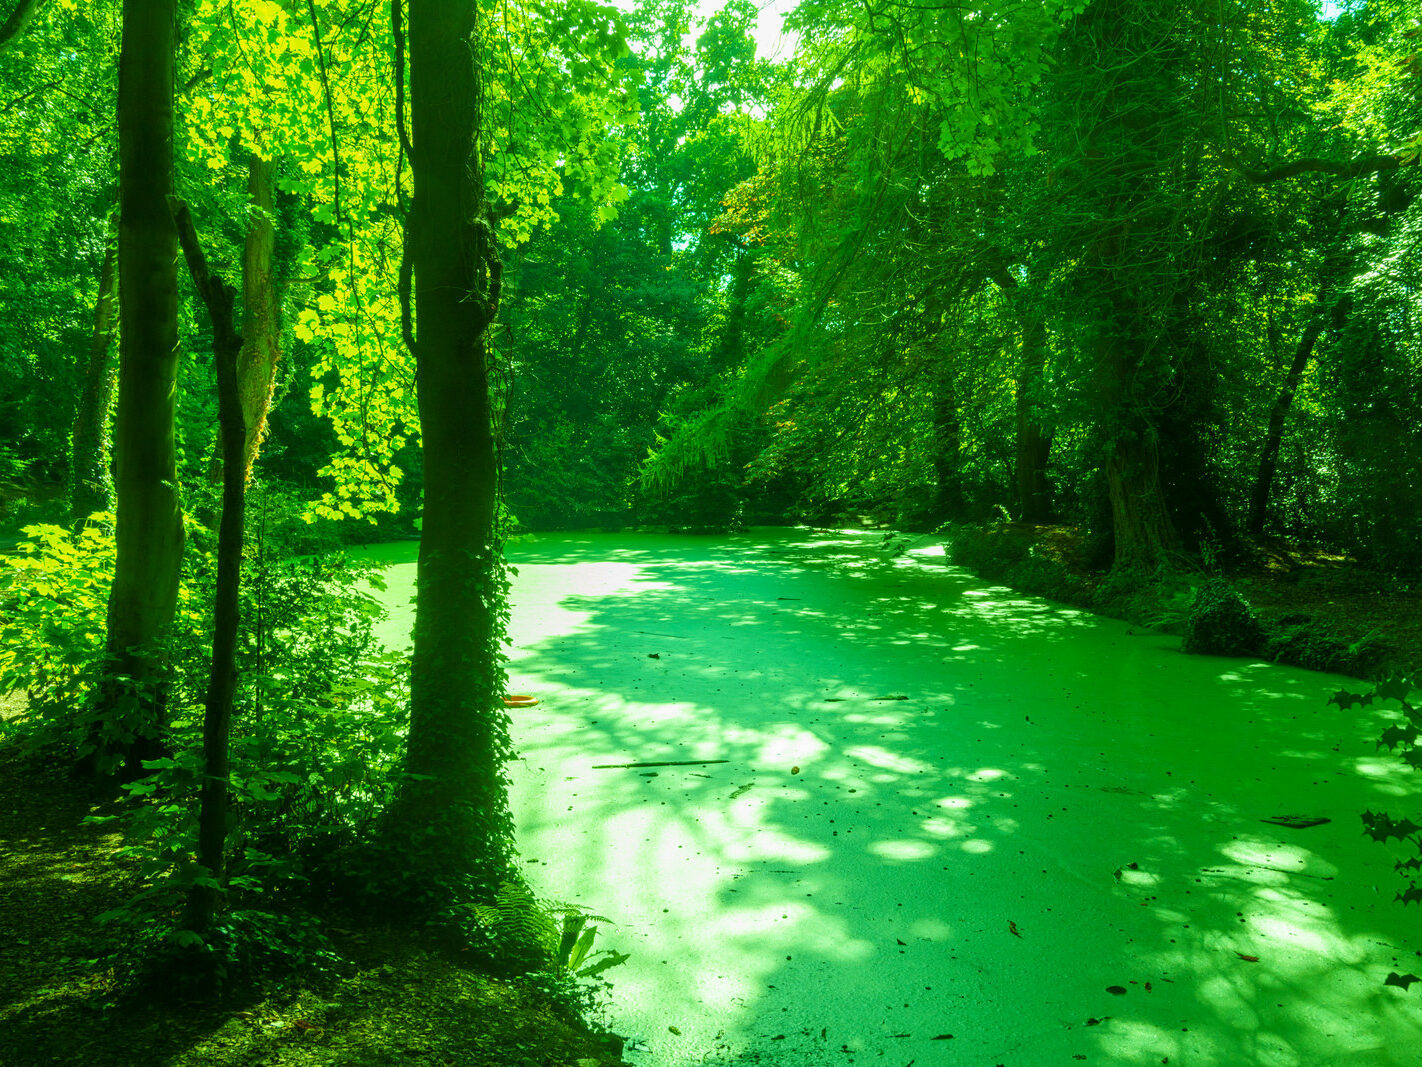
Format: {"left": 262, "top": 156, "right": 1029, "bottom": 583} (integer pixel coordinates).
{"left": 69, "top": 225, "right": 119, "bottom": 530}
{"left": 386, "top": 0, "right": 513, "bottom": 891}
{"left": 1014, "top": 315, "right": 1052, "bottom": 523}
{"left": 96, "top": 0, "right": 182, "bottom": 777}
{"left": 1105, "top": 428, "right": 1176, "bottom": 571}
{"left": 238, "top": 153, "right": 281, "bottom": 478}
{"left": 1247, "top": 316, "right": 1324, "bottom": 536}
{"left": 931, "top": 366, "right": 966, "bottom": 519}
{"left": 1096, "top": 309, "right": 1178, "bottom": 572}
{"left": 172, "top": 200, "right": 244, "bottom": 937}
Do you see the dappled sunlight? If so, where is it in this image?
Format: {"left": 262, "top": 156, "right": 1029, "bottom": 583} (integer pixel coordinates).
{"left": 363, "top": 529, "right": 1422, "bottom": 1065}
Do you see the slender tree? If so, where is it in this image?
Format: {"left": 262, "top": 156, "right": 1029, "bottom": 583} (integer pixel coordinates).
{"left": 69, "top": 218, "right": 119, "bottom": 529}
{"left": 171, "top": 200, "right": 244, "bottom": 937}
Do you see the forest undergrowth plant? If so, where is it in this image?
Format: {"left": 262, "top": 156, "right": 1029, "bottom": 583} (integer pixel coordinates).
{"left": 92, "top": 550, "right": 408, "bottom": 990}
{"left": 1332, "top": 675, "right": 1422, "bottom": 990}
{"left": 0, "top": 516, "right": 411, "bottom": 988}
{"left": 457, "top": 879, "right": 629, "bottom": 988}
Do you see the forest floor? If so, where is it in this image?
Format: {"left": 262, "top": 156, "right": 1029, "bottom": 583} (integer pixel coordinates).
{"left": 0, "top": 730, "right": 629, "bottom": 1067}
{"left": 946, "top": 523, "right": 1421, "bottom": 680}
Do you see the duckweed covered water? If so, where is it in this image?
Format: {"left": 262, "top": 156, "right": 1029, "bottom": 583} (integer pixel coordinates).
{"left": 362, "top": 529, "right": 1422, "bottom": 1066}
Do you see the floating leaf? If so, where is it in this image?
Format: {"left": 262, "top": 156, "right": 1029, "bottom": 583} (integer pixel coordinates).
{"left": 1385, "top": 972, "right": 1421, "bottom": 991}
{"left": 1374, "top": 676, "right": 1415, "bottom": 704}
{"left": 1363, "top": 811, "right": 1422, "bottom": 843}
{"left": 1106, "top": 985, "right": 1127, "bottom": 995}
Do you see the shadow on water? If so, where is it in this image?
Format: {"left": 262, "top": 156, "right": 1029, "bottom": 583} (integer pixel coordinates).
{"left": 367, "top": 529, "right": 1422, "bottom": 1066}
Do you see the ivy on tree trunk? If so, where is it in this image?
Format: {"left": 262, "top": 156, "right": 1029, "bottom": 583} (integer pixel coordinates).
{"left": 385, "top": 0, "right": 514, "bottom": 896}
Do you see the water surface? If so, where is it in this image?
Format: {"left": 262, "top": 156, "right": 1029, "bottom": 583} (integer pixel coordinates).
{"left": 364, "top": 529, "right": 1422, "bottom": 1065}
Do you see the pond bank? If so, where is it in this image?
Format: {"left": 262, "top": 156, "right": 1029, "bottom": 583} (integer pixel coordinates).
{"left": 942, "top": 522, "right": 1420, "bottom": 680}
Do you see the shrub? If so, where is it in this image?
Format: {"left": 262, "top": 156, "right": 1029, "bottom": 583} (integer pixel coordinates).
{"left": 1181, "top": 579, "right": 1265, "bottom": 656}
{"left": 1, "top": 517, "right": 410, "bottom": 983}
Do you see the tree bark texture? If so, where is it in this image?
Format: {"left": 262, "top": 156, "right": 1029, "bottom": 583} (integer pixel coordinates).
{"left": 390, "top": 0, "right": 513, "bottom": 888}
{"left": 238, "top": 154, "right": 281, "bottom": 478}
{"left": 99, "top": 0, "right": 182, "bottom": 774}
{"left": 1013, "top": 316, "right": 1052, "bottom": 523}
{"left": 173, "top": 200, "right": 245, "bottom": 935}
{"left": 69, "top": 227, "right": 119, "bottom": 529}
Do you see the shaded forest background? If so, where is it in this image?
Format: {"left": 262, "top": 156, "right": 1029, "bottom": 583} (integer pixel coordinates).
{"left": 2, "top": 0, "right": 1419, "bottom": 570}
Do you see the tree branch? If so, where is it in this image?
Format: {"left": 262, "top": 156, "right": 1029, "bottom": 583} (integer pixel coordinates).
{"left": 1236, "top": 154, "right": 1408, "bottom": 184}
{"left": 0, "top": 0, "right": 48, "bottom": 53}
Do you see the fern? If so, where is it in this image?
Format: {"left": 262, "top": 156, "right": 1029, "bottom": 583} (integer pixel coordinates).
{"left": 468, "top": 881, "right": 627, "bottom": 977}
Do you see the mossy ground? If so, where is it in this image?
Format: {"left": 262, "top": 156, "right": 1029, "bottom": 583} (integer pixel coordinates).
{"left": 0, "top": 729, "right": 628, "bottom": 1067}
{"left": 946, "top": 523, "right": 1420, "bottom": 679}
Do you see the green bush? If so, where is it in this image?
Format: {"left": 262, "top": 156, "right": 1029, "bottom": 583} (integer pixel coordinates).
{"left": 1181, "top": 579, "right": 1265, "bottom": 656}
{"left": 90, "top": 550, "right": 409, "bottom": 974}
{"left": 1, "top": 517, "right": 411, "bottom": 982}
{"left": 0, "top": 517, "right": 124, "bottom": 733}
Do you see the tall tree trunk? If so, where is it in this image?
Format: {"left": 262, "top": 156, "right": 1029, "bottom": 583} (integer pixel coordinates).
{"left": 1014, "top": 315, "right": 1051, "bottom": 523}
{"left": 1097, "top": 311, "right": 1178, "bottom": 571}
{"left": 238, "top": 153, "right": 281, "bottom": 477}
{"left": 1247, "top": 315, "right": 1324, "bottom": 536}
{"left": 69, "top": 223, "right": 119, "bottom": 529}
{"left": 386, "top": 0, "right": 513, "bottom": 891}
{"left": 96, "top": 0, "right": 182, "bottom": 776}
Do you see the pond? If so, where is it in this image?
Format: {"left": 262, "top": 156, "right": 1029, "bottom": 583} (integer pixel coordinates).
{"left": 361, "top": 528, "right": 1422, "bottom": 1066}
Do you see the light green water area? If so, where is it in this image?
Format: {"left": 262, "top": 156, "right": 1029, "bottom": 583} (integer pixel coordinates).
{"left": 359, "top": 529, "right": 1422, "bottom": 1066}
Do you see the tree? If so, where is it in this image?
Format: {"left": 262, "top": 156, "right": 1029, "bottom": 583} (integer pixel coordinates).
{"left": 382, "top": 0, "right": 514, "bottom": 892}
{"left": 97, "top": 0, "right": 183, "bottom": 775}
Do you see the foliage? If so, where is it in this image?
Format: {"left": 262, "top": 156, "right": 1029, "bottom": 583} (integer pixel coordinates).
{"left": 1333, "top": 675, "right": 1422, "bottom": 988}
{"left": 461, "top": 878, "right": 629, "bottom": 981}
{"left": 1, "top": 513, "right": 408, "bottom": 982}
{"left": 1181, "top": 580, "right": 1267, "bottom": 657}
{"left": 0, "top": 519, "right": 117, "bottom": 728}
